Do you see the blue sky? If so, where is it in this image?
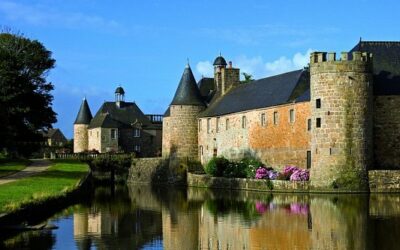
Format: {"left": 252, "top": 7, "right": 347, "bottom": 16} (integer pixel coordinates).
{"left": 1, "top": 0, "right": 399, "bottom": 138}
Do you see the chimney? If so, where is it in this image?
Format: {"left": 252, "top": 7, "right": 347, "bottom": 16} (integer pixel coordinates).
{"left": 228, "top": 61, "right": 232, "bottom": 68}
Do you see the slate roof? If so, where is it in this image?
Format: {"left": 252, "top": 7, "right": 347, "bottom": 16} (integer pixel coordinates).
{"left": 198, "top": 77, "right": 215, "bottom": 103}
{"left": 170, "top": 65, "right": 205, "bottom": 106}
{"left": 115, "top": 86, "right": 125, "bottom": 94}
{"left": 163, "top": 107, "right": 170, "bottom": 117}
{"left": 88, "top": 101, "right": 152, "bottom": 129}
{"left": 350, "top": 41, "right": 400, "bottom": 95}
{"left": 199, "top": 69, "right": 310, "bottom": 117}
{"left": 213, "top": 56, "right": 227, "bottom": 66}
{"left": 42, "top": 128, "right": 64, "bottom": 138}
{"left": 74, "top": 98, "right": 93, "bottom": 124}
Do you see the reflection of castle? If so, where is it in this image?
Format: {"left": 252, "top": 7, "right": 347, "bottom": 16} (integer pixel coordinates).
{"left": 163, "top": 41, "right": 400, "bottom": 191}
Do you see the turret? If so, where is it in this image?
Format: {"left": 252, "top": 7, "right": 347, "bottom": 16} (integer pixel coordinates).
{"left": 115, "top": 86, "right": 125, "bottom": 108}
{"left": 162, "top": 63, "right": 206, "bottom": 159}
{"left": 309, "top": 51, "right": 373, "bottom": 191}
{"left": 73, "top": 98, "right": 93, "bottom": 153}
{"left": 213, "top": 54, "right": 240, "bottom": 98}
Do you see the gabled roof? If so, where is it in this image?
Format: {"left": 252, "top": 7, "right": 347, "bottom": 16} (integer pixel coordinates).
{"left": 198, "top": 77, "right": 215, "bottom": 103}
{"left": 199, "top": 69, "right": 310, "bottom": 117}
{"left": 170, "top": 65, "right": 205, "bottom": 106}
{"left": 88, "top": 101, "right": 151, "bottom": 129}
{"left": 350, "top": 41, "right": 400, "bottom": 95}
{"left": 74, "top": 98, "right": 93, "bottom": 124}
{"left": 42, "top": 128, "right": 66, "bottom": 139}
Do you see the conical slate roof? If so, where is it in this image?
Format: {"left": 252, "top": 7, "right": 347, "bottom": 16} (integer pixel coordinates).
{"left": 170, "top": 65, "right": 205, "bottom": 106}
{"left": 74, "top": 98, "right": 93, "bottom": 124}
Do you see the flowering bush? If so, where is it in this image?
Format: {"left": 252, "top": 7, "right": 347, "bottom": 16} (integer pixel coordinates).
{"left": 255, "top": 167, "right": 268, "bottom": 179}
{"left": 268, "top": 170, "right": 279, "bottom": 180}
{"left": 289, "top": 169, "right": 310, "bottom": 181}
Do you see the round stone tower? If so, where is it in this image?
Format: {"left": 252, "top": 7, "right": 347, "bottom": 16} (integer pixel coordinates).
{"left": 310, "top": 51, "right": 373, "bottom": 191}
{"left": 73, "top": 98, "right": 93, "bottom": 153}
{"left": 162, "top": 64, "right": 205, "bottom": 159}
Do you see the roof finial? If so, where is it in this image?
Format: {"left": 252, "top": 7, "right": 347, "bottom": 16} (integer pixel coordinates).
{"left": 83, "top": 95, "right": 86, "bottom": 101}
{"left": 186, "top": 58, "right": 190, "bottom": 68}
{"left": 360, "top": 37, "right": 362, "bottom": 43}
{"left": 219, "top": 51, "right": 222, "bottom": 56}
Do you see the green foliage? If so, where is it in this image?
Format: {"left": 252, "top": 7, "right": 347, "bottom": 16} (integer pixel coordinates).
{"left": 223, "top": 162, "right": 247, "bottom": 178}
{"left": 0, "top": 160, "right": 88, "bottom": 213}
{"left": 240, "top": 157, "right": 263, "bottom": 178}
{"left": 205, "top": 156, "right": 263, "bottom": 179}
{"left": 0, "top": 31, "right": 56, "bottom": 156}
{"left": 241, "top": 72, "right": 254, "bottom": 84}
{"left": 87, "top": 155, "right": 132, "bottom": 175}
{"left": 205, "top": 156, "right": 230, "bottom": 177}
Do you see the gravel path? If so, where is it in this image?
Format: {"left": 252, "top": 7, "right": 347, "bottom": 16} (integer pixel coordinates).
{"left": 0, "top": 159, "right": 52, "bottom": 185}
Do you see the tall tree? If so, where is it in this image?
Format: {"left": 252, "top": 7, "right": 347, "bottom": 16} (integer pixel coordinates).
{"left": 0, "top": 32, "right": 57, "bottom": 156}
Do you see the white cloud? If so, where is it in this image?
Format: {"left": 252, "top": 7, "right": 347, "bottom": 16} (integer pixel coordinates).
{"left": 196, "top": 61, "right": 214, "bottom": 77}
{"left": 0, "top": 1, "right": 122, "bottom": 32}
{"left": 265, "top": 49, "right": 313, "bottom": 76}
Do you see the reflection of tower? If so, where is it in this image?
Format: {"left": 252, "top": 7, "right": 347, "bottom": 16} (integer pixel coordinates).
{"left": 162, "top": 207, "right": 199, "bottom": 250}
{"left": 310, "top": 51, "right": 373, "bottom": 191}
{"left": 74, "top": 212, "right": 92, "bottom": 250}
{"left": 310, "top": 195, "right": 368, "bottom": 249}
{"left": 162, "top": 63, "right": 205, "bottom": 159}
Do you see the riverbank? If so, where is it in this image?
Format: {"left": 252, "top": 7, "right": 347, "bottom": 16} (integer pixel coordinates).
{"left": 0, "top": 159, "right": 89, "bottom": 224}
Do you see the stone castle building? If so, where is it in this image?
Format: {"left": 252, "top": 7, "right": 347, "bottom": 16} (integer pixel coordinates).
{"left": 162, "top": 41, "right": 400, "bottom": 191}
{"left": 73, "top": 87, "right": 162, "bottom": 156}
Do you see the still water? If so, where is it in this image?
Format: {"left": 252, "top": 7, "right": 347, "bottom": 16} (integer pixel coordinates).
{"left": 1, "top": 184, "right": 400, "bottom": 250}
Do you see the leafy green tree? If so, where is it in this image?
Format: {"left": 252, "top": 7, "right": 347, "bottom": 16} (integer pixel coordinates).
{"left": 241, "top": 72, "right": 254, "bottom": 84}
{"left": 0, "top": 32, "right": 57, "bottom": 156}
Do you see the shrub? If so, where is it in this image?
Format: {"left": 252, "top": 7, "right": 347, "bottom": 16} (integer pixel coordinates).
{"left": 240, "top": 157, "right": 263, "bottom": 178}
{"left": 205, "top": 156, "right": 230, "bottom": 177}
{"left": 223, "top": 162, "right": 247, "bottom": 178}
{"left": 289, "top": 169, "right": 310, "bottom": 181}
{"left": 255, "top": 167, "right": 268, "bottom": 179}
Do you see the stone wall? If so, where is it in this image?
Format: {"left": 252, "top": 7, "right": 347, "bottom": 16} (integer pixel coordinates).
{"left": 187, "top": 173, "right": 309, "bottom": 192}
{"left": 88, "top": 128, "right": 118, "bottom": 153}
{"left": 198, "top": 102, "right": 311, "bottom": 169}
{"left": 162, "top": 105, "right": 205, "bottom": 159}
{"left": 74, "top": 124, "right": 88, "bottom": 153}
{"left": 374, "top": 95, "right": 400, "bottom": 169}
{"left": 310, "top": 52, "right": 373, "bottom": 191}
{"left": 128, "top": 157, "right": 169, "bottom": 183}
{"left": 369, "top": 170, "right": 400, "bottom": 192}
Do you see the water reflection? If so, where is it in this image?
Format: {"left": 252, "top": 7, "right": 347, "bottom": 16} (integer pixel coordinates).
{"left": 2, "top": 185, "right": 400, "bottom": 250}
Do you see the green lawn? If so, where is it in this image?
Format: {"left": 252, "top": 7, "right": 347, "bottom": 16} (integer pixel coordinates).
{"left": 0, "top": 160, "right": 89, "bottom": 213}
{"left": 0, "top": 160, "right": 30, "bottom": 177}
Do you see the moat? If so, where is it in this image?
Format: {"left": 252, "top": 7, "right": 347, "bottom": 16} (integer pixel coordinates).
{"left": 2, "top": 184, "right": 400, "bottom": 250}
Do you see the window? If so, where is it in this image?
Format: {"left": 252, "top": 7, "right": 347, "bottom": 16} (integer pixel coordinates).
{"left": 216, "top": 117, "right": 220, "bottom": 132}
{"left": 307, "top": 151, "right": 311, "bottom": 169}
{"left": 97, "top": 131, "right": 99, "bottom": 138}
{"left": 316, "top": 99, "right": 321, "bottom": 109}
{"left": 316, "top": 118, "right": 321, "bottom": 128}
{"left": 134, "top": 145, "right": 141, "bottom": 152}
{"left": 90, "top": 131, "right": 92, "bottom": 136}
{"left": 111, "top": 129, "right": 117, "bottom": 140}
{"left": 260, "top": 113, "right": 266, "bottom": 126}
{"left": 273, "top": 111, "right": 278, "bottom": 125}
{"left": 198, "top": 119, "right": 202, "bottom": 132}
{"left": 307, "top": 119, "right": 311, "bottom": 131}
{"left": 242, "top": 116, "right": 247, "bottom": 129}
{"left": 289, "top": 109, "right": 295, "bottom": 123}
{"left": 226, "top": 118, "right": 230, "bottom": 130}
{"left": 134, "top": 128, "right": 141, "bottom": 137}
{"left": 207, "top": 118, "right": 211, "bottom": 133}
{"left": 200, "top": 146, "right": 203, "bottom": 155}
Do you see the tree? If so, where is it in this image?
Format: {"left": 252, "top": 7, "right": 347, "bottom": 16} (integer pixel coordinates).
{"left": 0, "top": 32, "right": 57, "bottom": 156}
{"left": 241, "top": 72, "right": 254, "bottom": 84}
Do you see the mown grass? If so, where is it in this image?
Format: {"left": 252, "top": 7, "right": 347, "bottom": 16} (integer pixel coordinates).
{"left": 0, "top": 160, "right": 30, "bottom": 178}
{"left": 0, "top": 160, "right": 89, "bottom": 213}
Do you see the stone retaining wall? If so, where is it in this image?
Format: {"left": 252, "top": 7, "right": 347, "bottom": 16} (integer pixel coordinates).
{"left": 187, "top": 173, "right": 309, "bottom": 193}
{"left": 369, "top": 170, "right": 400, "bottom": 192}
{"left": 128, "top": 158, "right": 169, "bottom": 183}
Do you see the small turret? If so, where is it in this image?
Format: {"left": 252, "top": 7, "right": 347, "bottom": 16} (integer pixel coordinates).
{"left": 74, "top": 98, "right": 93, "bottom": 153}
{"left": 213, "top": 54, "right": 240, "bottom": 98}
{"left": 162, "top": 63, "right": 205, "bottom": 159}
{"left": 115, "top": 86, "right": 125, "bottom": 108}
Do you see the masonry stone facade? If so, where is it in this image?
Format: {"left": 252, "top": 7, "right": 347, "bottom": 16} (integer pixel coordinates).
{"left": 163, "top": 41, "right": 400, "bottom": 191}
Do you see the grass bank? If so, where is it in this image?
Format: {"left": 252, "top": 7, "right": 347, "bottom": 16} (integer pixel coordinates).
{"left": 0, "top": 160, "right": 30, "bottom": 178}
{"left": 0, "top": 160, "right": 89, "bottom": 214}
